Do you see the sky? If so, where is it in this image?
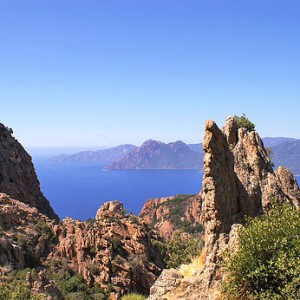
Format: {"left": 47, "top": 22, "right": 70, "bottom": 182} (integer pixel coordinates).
{"left": 0, "top": 0, "right": 300, "bottom": 150}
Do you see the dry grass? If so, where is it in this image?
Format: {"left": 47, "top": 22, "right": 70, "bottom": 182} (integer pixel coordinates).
{"left": 179, "top": 249, "right": 206, "bottom": 277}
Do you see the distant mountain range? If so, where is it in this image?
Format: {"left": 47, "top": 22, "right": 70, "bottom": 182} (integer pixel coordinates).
{"left": 50, "top": 137, "right": 300, "bottom": 174}
{"left": 107, "top": 140, "right": 202, "bottom": 170}
{"left": 50, "top": 144, "right": 136, "bottom": 163}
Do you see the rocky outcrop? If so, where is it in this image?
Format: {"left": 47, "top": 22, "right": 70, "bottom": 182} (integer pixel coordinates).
{"left": 0, "top": 193, "right": 55, "bottom": 269}
{"left": 26, "top": 270, "right": 62, "bottom": 300}
{"left": 0, "top": 124, "right": 58, "bottom": 219}
{"left": 96, "top": 200, "right": 124, "bottom": 218}
{"left": 0, "top": 194, "right": 165, "bottom": 299}
{"left": 149, "top": 117, "right": 300, "bottom": 300}
{"left": 47, "top": 201, "right": 165, "bottom": 299}
{"left": 107, "top": 140, "right": 202, "bottom": 170}
{"left": 275, "top": 166, "right": 300, "bottom": 207}
{"left": 139, "top": 195, "right": 203, "bottom": 240}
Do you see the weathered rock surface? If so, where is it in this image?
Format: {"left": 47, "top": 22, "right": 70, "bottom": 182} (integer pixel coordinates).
{"left": 140, "top": 195, "right": 203, "bottom": 240}
{"left": 0, "top": 193, "right": 54, "bottom": 269}
{"left": 148, "top": 117, "right": 300, "bottom": 300}
{"left": 0, "top": 195, "right": 165, "bottom": 299}
{"left": 48, "top": 201, "right": 165, "bottom": 299}
{"left": 275, "top": 166, "right": 300, "bottom": 207}
{"left": 0, "top": 124, "right": 58, "bottom": 219}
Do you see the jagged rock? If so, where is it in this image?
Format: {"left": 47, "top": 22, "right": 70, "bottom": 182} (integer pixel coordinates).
{"left": 0, "top": 124, "right": 58, "bottom": 219}
{"left": 0, "top": 193, "right": 54, "bottom": 269}
{"left": 140, "top": 195, "right": 203, "bottom": 240}
{"left": 96, "top": 200, "right": 124, "bottom": 220}
{"left": 148, "top": 116, "right": 300, "bottom": 300}
{"left": 27, "top": 270, "right": 62, "bottom": 300}
{"left": 148, "top": 269, "right": 183, "bottom": 300}
{"left": 48, "top": 201, "right": 165, "bottom": 299}
{"left": 276, "top": 166, "right": 300, "bottom": 207}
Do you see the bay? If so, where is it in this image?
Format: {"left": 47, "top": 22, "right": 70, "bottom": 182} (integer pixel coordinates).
{"left": 33, "top": 158, "right": 203, "bottom": 220}
{"left": 32, "top": 158, "right": 300, "bottom": 221}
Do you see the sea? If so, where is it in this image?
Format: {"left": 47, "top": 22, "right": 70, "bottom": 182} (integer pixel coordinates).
{"left": 33, "top": 157, "right": 203, "bottom": 220}
{"left": 32, "top": 157, "right": 300, "bottom": 221}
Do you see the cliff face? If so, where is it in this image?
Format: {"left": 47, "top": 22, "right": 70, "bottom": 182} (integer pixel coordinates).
{"left": 0, "top": 124, "right": 58, "bottom": 219}
{"left": 0, "top": 193, "right": 55, "bottom": 270}
{"left": 107, "top": 140, "right": 201, "bottom": 170}
{"left": 139, "top": 195, "right": 203, "bottom": 240}
{"left": 148, "top": 117, "right": 300, "bottom": 300}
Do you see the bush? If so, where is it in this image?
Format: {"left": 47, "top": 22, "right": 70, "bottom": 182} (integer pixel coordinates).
{"left": 65, "top": 274, "right": 86, "bottom": 293}
{"left": 224, "top": 203, "right": 300, "bottom": 299}
{"left": 234, "top": 113, "right": 255, "bottom": 132}
{"left": 121, "top": 293, "right": 146, "bottom": 300}
{"left": 153, "top": 231, "right": 204, "bottom": 269}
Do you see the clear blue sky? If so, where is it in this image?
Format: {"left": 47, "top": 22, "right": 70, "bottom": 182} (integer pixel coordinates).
{"left": 0, "top": 0, "right": 299, "bottom": 148}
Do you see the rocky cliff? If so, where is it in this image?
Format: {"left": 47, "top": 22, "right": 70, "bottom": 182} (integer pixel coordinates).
{"left": 107, "top": 140, "right": 202, "bottom": 170}
{"left": 148, "top": 116, "right": 300, "bottom": 300}
{"left": 0, "top": 124, "right": 58, "bottom": 219}
{"left": 139, "top": 194, "right": 203, "bottom": 240}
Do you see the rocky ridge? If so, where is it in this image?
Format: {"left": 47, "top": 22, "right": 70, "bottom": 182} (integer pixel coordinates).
{"left": 0, "top": 194, "right": 165, "bottom": 299}
{"left": 148, "top": 116, "right": 300, "bottom": 300}
{"left": 48, "top": 200, "right": 165, "bottom": 299}
{"left": 139, "top": 194, "right": 203, "bottom": 240}
{"left": 0, "top": 124, "right": 58, "bottom": 219}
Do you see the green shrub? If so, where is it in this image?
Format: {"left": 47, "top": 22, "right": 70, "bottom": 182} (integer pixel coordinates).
{"left": 224, "top": 203, "right": 300, "bottom": 299}
{"left": 65, "top": 274, "right": 86, "bottom": 293}
{"left": 153, "top": 231, "right": 204, "bottom": 268}
{"left": 234, "top": 113, "right": 255, "bottom": 132}
{"left": 121, "top": 293, "right": 146, "bottom": 300}
{"left": 0, "top": 282, "right": 27, "bottom": 299}
{"left": 65, "top": 292, "right": 90, "bottom": 300}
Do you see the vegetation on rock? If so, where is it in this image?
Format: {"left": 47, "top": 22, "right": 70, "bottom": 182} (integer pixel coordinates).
{"left": 153, "top": 231, "right": 204, "bottom": 269}
{"left": 234, "top": 113, "right": 255, "bottom": 132}
{"left": 121, "top": 293, "right": 147, "bottom": 300}
{"left": 224, "top": 203, "right": 300, "bottom": 299}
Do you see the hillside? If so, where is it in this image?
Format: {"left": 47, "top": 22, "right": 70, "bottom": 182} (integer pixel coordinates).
{"left": 107, "top": 140, "right": 202, "bottom": 170}
{"left": 270, "top": 140, "right": 300, "bottom": 175}
{"left": 51, "top": 144, "right": 137, "bottom": 163}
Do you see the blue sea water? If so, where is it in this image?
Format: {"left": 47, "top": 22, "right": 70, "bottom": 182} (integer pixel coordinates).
{"left": 32, "top": 158, "right": 300, "bottom": 221}
{"left": 33, "top": 158, "right": 203, "bottom": 220}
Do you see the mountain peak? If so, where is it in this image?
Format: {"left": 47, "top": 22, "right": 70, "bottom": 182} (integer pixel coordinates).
{"left": 107, "top": 140, "right": 201, "bottom": 170}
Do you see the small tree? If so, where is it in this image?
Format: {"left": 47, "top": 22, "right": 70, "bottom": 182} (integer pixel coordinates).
{"left": 234, "top": 113, "right": 255, "bottom": 132}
